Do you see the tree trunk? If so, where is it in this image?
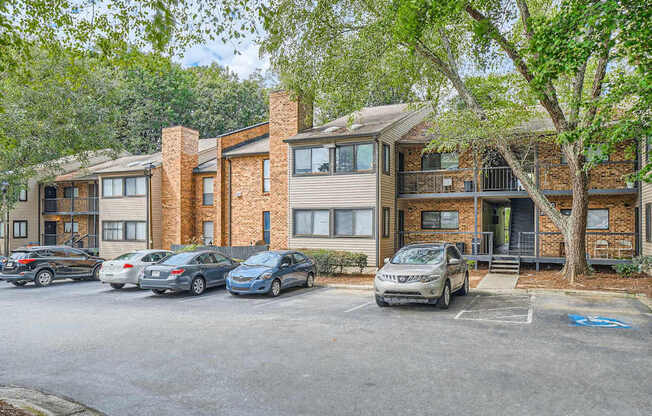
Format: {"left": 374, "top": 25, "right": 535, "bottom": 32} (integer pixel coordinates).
{"left": 561, "top": 168, "right": 590, "bottom": 283}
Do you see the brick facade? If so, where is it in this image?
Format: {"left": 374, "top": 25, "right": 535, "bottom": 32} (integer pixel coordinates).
{"left": 161, "top": 126, "right": 199, "bottom": 248}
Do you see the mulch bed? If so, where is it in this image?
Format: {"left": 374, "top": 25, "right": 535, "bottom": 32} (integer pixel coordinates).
{"left": 517, "top": 268, "right": 652, "bottom": 297}
{"left": 0, "top": 400, "right": 31, "bottom": 416}
{"left": 315, "top": 268, "right": 489, "bottom": 288}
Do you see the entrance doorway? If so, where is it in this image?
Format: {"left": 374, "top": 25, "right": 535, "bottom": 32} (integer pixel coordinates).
{"left": 44, "top": 221, "right": 57, "bottom": 245}
{"left": 482, "top": 198, "right": 535, "bottom": 255}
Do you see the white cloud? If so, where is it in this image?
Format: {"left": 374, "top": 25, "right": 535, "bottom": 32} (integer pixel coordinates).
{"left": 178, "top": 39, "right": 269, "bottom": 80}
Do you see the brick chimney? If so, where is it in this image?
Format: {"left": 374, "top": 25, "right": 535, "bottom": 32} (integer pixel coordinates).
{"left": 161, "top": 126, "right": 199, "bottom": 249}
{"left": 268, "top": 90, "right": 313, "bottom": 249}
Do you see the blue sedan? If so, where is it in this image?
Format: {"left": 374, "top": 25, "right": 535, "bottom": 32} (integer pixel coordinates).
{"left": 226, "top": 250, "right": 316, "bottom": 297}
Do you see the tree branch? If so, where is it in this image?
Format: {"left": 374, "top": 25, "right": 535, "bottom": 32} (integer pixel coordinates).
{"left": 516, "top": 0, "right": 533, "bottom": 41}
{"left": 584, "top": 36, "right": 611, "bottom": 126}
{"left": 569, "top": 60, "right": 587, "bottom": 128}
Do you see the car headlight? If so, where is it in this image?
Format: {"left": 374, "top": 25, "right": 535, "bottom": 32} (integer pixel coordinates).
{"left": 420, "top": 274, "right": 442, "bottom": 283}
{"left": 259, "top": 272, "right": 273, "bottom": 280}
{"left": 375, "top": 273, "right": 386, "bottom": 281}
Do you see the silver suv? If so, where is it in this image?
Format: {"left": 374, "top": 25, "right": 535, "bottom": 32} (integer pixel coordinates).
{"left": 374, "top": 243, "right": 469, "bottom": 308}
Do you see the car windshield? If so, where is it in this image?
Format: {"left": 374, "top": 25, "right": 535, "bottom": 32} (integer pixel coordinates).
{"left": 391, "top": 247, "right": 444, "bottom": 265}
{"left": 114, "top": 252, "right": 142, "bottom": 261}
{"left": 243, "top": 252, "right": 280, "bottom": 267}
{"left": 9, "top": 252, "right": 31, "bottom": 260}
{"left": 160, "top": 252, "right": 196, "bottom": 266}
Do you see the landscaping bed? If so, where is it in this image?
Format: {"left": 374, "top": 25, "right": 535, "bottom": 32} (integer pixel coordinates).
{"left": 517, "top": 268, "right": 652, "bottom": 297}
{"left": 0, "top": 400, "right": 31, "bottom": 416}
{"left": 315, "top": 269, "right": 488, "bottom": 288}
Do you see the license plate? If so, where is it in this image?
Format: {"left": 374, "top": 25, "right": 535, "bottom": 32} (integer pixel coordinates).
{"left": 152, "top": 270, "right": 160, "bottom": 277}
{"left": 104, "top": 273, "right": 113, "bottom": 277}
{"left": 5, "top": 262, "right": 13, "bottom": 268}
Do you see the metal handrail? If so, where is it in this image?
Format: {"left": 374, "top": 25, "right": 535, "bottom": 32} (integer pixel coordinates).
{"left": 396, "top": 231, "right": 494, "bottom": 256}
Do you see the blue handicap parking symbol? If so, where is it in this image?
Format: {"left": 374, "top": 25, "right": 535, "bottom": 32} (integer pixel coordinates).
{"left": 568, "top": 314, "right": 632, "bottom": 328}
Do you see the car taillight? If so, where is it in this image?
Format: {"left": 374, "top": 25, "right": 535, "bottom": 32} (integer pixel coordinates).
{"left": 17, "top": 259, "right": 36, "bottom": 265}
{"left": 123, "top": 264, "right": 134, "bottom": 269}
{"left": 170, "top": 268, "right": 184, "bottom": 275}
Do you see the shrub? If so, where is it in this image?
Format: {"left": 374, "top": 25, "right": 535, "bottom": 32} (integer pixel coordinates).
{"left": 612, "top": 262, "right": 638, "bottom": 278}
{"left": 298, "top": 249, "right": 368, "bottom": 276}
{"left": 177, "top": 244, "right": 200, "bottom": 253}
{"left": 633, "top": 255, "right": 652, "bottom": 274}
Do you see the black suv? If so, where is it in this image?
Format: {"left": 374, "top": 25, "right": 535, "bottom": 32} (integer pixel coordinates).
{"left": 0, "top": 246, "right": 104, "bottom": 287}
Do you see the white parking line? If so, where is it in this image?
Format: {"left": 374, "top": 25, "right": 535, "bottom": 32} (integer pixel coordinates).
{"left": 454, "top": 294, "right": 535, "bottom": 324}
{"left": 344, "top": 302, "right": 372, "bottom": 313}
{"left": 253, "top": 289, "right": 321, "bottom": 308}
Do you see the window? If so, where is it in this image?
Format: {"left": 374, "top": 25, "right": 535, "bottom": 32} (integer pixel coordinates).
{"left": 334, "top": 209, "right": 373, "bottom": 237}
{"left": 647, "top": 204, "right": 651, "bottom": 243}
{"left": 125, "top": 177, "right": 146, "bottom": 196}
{"left": 102, "top": 221, "right": 123, "bottom": 241}
{"left": 213, "top": 253, "right": 231, "bottom": 265}
{"left": 0, "top": 222, "right": 3, "bottom": 238}
{"left": 421, "top": 211, "right": 459, "bottom": 229}
{"left": 293, "top": 252, "right": 307, "bottom": 263}
{"left": 263, "top": 159, "right": 271, "bottom": 192}
{"left": 422, "top": 153, "right": 459, "bottom": 170}
{"left": 203, "top": 221, "right": 214, "bottom": 245}
{"left": 446, "top": 246, "right": 462, "bottom": 261}
{"left": 383, "top": 144, "right": 390, "bottom": 174}
{"left": 263, "top": 212, "right": 270, "bottom": 244}
{"left": 64, "top": 222, "right": 79, "bottom": 233}
{"left": 294, "top": 210, "right": 330, "bottom": 236}
{"left": 18, "top": 188, "right": 27, "bottom": 201}
{"left": 125, "top": 221, "right": 146, "bottom": 241}
{"left": 382, "top": 207, "right": 390, "bottom": 238}
{"left": 335, "top": 143, "right": 374, "bottom": 173}
{"left": 63, "top": 187, "right": 79, "bottom": 198}
{"left": 202, "top": 177, "right": 214, "bottom": 205}
{"left": 294, "top": 147, "right": 329, "bottom": 174}
{"left": 587, "top": 209, "right": 609, "bottom": 230}
{"left": 13, "top": 221, "right": 27, "bottom": 238}
{"left": 103, "top": 178, "right": 123, "bottom": 197}
{"left": 196, "top": 253, "right": 215, "bottom": 264}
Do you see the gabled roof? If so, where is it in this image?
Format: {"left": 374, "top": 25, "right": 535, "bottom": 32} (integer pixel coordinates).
{"left": 222, "top": 134, "right": 270, "bottom": 158}
{"left": 285, "top": 103, "right": 421, "bottom": 142}
{"left": 194, "top": 158, "right": 217, "bottom": 173}
{"left": 217, "top": 121, "right": 269, "bottom": 138}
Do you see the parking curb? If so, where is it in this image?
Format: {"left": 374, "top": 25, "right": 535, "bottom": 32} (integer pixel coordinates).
{"left": 317, "top": 283, "right": 373, "bottom": 290}
{"left": 0, "top": 386, "right": 105, "bottom": 416}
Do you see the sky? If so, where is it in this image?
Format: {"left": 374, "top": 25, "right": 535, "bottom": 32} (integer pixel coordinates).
{"left": 179, "top": 37, "right": 270, "bottom": 80}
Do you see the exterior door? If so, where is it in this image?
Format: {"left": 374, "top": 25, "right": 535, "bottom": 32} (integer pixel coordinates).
{"left": 44, "top": 221, "right": 57, "bottom": 245}
{"left": 398, "top": 210, "right": 405, "bottom": 249}
{"left": 211, "top": 253, "right": 236, "bottom": 284}
{"left": 292, "top": 252, "right": 311, "bottom": 285}
{"left": 197, "top": 253, "right": 220, "bottom": 285}
{"left": 67, "top": 247, "right": 93, "bottom": 276}
{"left": 279, "top": 254, "right": 294, "bottom": 287}
{"left": 44, "top": 186, "right": 57, "bottom": 212}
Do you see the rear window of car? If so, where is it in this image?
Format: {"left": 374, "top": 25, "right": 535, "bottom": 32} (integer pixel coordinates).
{"left": 160, "top": 252, "right": 196, "bottom": 266}
{"left": 114, "top": 252, "right": 141, "bottom": 261}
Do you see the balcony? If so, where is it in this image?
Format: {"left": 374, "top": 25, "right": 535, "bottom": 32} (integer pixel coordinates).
{"left": 42, "top": 233, "right": 99, "bottom": 253}
{"left": 514, "top": 231, "right": 636, "bottom": 263}
{"left": 398, "top": 169, "right": 475, "bottom": 195}
{"left": 42, "top": 197, "right": 99, "bottom": 215}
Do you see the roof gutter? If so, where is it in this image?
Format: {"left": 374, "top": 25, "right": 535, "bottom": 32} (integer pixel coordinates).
{"left": 283, "top": 132, "right": 380, "bottom": 144}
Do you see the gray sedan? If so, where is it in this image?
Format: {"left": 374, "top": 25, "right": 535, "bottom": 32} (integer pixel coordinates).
{"left": 139, "top": 251, "right": 239, "bottom": 296}
{"left": 374, "top": 243, "right": 469, "bottom": 308}
{"left": 100, "top": 249, "right": 173, "bottom": 289}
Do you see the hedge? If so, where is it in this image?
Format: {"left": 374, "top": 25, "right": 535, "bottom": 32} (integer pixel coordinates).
{"left": 298, "top": 249, "right": 368, "bottom": 275}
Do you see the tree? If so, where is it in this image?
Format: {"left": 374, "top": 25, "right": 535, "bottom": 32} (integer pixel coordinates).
{"left": 253, "top": 0, "right": 649, "bottom": 282}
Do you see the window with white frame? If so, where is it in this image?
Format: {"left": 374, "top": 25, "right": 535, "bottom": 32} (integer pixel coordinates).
{"left": 263, "top": 159, "right": 271, "bottom": 192}
{"left": 102, "top": 222, "right": 123, "bottom": 241}
{"left": 587, "top": 209, "right": 609, "bottom": 230}
{"left": 125, "top": 177, "right": 146, "bottom": 196}
{"left": 421, "top": 211, "right": 459, "bottom": 229}
{"left": 102, "top": 178, "right": 123, "bottom": 197}
{"left": 203, "top": 221, "right": 214, "bottom": 245}
{"left": 383, "top": 144, "right": 390, "bottom": 174}
{"left": 202, "top": 177, "right": 214, "bottom": 205}
{"left": 335, "top": 143, "right": 374, "bottom": 173}
{"left": 0, "top": 222, "right": 4, "bottom": 238}
{"left": 125, "top": 221, "right": 146, "bottom": 241}
{"left": 294, "top": 147, "right": 330, "bottom": 174}
{"left": 13, "top": 221, "right": 27, "bottom": 238}
{"left": 334, "top": 209, "right": 373, "bottom": 237}
{"left": 294, "top": 210, "right": 330, "bottom": 236}
{"left": 64, "top": 222, "right": 79, "bottom": 233}
{"left": 18, "top": 188, "right": 27, "bottom": 201}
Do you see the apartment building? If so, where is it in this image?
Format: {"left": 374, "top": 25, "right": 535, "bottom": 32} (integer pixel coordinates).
{"left": 2, "top": 91, "right": 642, "bottom": 269}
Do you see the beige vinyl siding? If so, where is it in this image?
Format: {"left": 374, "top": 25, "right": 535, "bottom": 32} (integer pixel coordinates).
{"left": 287, "top": 137, "right": 378, "bottom": 266}
{"left": 98, "top": 173, "right": 148, "bottom": 259}
{"left": 6, "top": 178, "right": 40, "bottom": 251}
{"left": 641, "top": 139, "right": 652, "bottom": 256}
{"left": 378, "top": 105, "right": 431, "bottom": 263}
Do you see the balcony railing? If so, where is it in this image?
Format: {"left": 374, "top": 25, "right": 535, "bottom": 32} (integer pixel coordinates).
{"left": 516, "top": 231, "right": 636, "bottom": 259}
{"left": 397, "top": 231, "right": 494, "bottom": 256}
{"left": 398, "top": 169, "right": 475, "bottom": 194}
{"left": 42, "top": 233, "right": 99, "bottom": 251}
{"left": 481, "top": 166, "right": 534, "bottom": 192}
{"left": 43, "top": 197, "right": 99, "bottom": 214}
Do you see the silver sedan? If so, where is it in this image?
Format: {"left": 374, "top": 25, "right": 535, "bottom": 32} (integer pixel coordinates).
{"left": 100, "top": 250, "right": 173, "bottom": 289}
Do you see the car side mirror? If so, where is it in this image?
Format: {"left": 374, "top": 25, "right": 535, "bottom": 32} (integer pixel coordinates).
{"left": 449, "top": 258, "right": 460, "bottom": 265}
{"left": 384, "top": 257, "right": 390, "bottom": 264}
{"left": 281, "top": 262, "right": 290, "bottom": 268}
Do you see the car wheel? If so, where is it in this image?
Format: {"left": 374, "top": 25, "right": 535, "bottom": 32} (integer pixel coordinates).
{"left": 34, "top": 270, "right": 53, "bottom": 287}
{"left": 110, "top": 283, "right": 125, "bottom": 290}
{"left": 152, "top": 289, "right": 166, "bottom": 295}
{"left": 11, "top": 281, "right": 27, "bottom": 287}
{"left": 457, "top": 273, "right": 469, "bottom": 296}
{"left": 438, "top": 281, "right": 451, "bottom": 309}
{"left": 304, "top": 273, "right": 314, "bottom": 288}
{"left": 375, "top": 294, "right": 388, "bottom": 307}
{"left": 90, "top": 265, "right": 101, "bottom": 281}
{"left": 229, "top": 291, "right": 240, "bottom": 296}
{"left": 269, "top": 279, "right": 281, "bottom": 297}
{"left": 190, "top": 277, "right": 206, "bottom": 296}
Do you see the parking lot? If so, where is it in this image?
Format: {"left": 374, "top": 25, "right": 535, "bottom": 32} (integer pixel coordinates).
{"left": 1, "top": 280, "right": 650, "bottom": 416}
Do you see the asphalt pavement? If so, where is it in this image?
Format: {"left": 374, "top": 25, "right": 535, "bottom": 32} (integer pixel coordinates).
{"left": 0, "top": 280, "right": 650, "bottom": 416}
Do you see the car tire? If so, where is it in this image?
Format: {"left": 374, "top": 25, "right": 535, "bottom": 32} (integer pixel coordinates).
{"left": 375, "top": 295, "right": 388, "bottom": 307}
{"left": 190, "top": 277, "right": 206, "bottom": 296}
{"left": 438, "top": 281, "right": 451, "bottom": 309}
{"left": 457, "top": 273, "right": 469, "bottom": 296}
{"left": 90, "top": 265, "right": 101, "bottom": 281}
{"left": 152, "top": 289, "right": 166, "bottom": 295}
{"left": 110, "top": 283, "right": 125, "bottom": 290}
{"left": 11, "top": 281, "right": 27, "bottom": 287}
{"left": 33, "top": 270, "right": 53, "bottom": 287}
{"left": 229, "top": 290, "right": 240, "bottom": 296}
{"left": 304, "top": 273, "right": 314, "bottom": 288}
{"left": 269, "top": 279, "right": 281, "bottom": 297}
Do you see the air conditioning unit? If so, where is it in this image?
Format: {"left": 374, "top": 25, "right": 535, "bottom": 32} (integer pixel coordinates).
{"left": 443, "top": 177, "right": 452, "bottom": 187}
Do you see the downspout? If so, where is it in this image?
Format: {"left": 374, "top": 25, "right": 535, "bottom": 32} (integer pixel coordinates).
{"left": 146, "top": 169, "right": 151, "bottom": 249}
{"left": 375, "top": 137, "right": 380, "bottom": 269}
{"left": 228, "top": 158, "right": 232, "bottom": 246}
{"left": 473, "top": 151, "right": 479, "bottom": 270}
{"left": 37, "top": 184, "right": 41, "bottom": 245}
{"left": 534, "top": 143, "right": 540, "bottom": 271}
{"left": 638, "top": 141, "right": 642, "bottom": 256}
